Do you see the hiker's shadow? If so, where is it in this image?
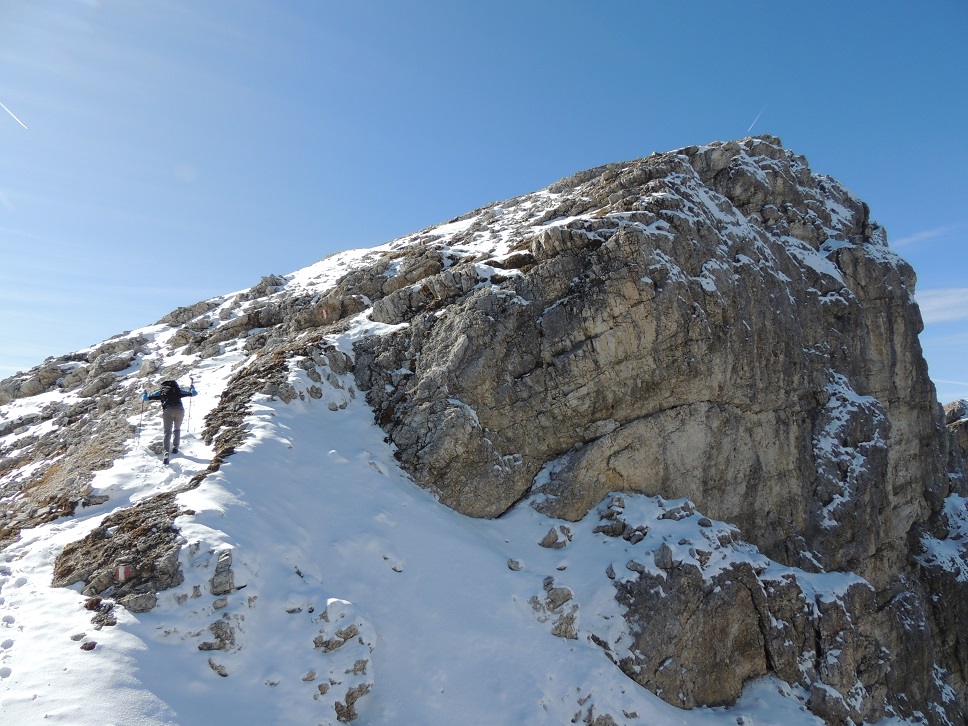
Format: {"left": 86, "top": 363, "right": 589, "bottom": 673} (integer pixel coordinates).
{"left": 170, "top": 453, "right": 208, "bottom": 473}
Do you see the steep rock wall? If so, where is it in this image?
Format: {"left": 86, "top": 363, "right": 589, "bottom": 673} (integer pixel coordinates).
{"left": 352, "top": 136, "right": 968, "bottom": 720}
{"left": 355, "top": 136, "right": 955, "bottom": 589}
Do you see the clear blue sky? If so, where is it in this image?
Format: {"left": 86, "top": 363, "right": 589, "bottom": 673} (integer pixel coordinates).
{"left": 1, "top": 1, "right": 966, "bottom": 402}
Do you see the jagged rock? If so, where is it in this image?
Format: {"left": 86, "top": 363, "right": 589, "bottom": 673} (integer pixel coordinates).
{"left": 653, "top": 542, "right": 674, "bottom": 570}
{"left": 89, "top": 352, "right": 134, "bottom": 377}
{"left": 241, "top": 274, "right": 287, "bottom": 301}
{"left": 86, "top": 599, "right": 117, "bottom": 628}
{"left": 310, "top": 599, "right": 375, "bottom": 721}
{"left": 551, "top": 606, "right": 579, "bottom": 640}
{"left": 539, "top": 525, "right": 572, "bottom": 549}
{"left": 76, "top": 373, "right": 116, "bottom": 400}
{"left": 529, "top": 576, "right": 580, "bottom": 641}
{"left": 334, "top": 682, "right": 371, "bottom": 722}
{"left": 945, "top": 400, "right": 968, "bottom": 468}
{"left": 210, "top": 570, "right": 234, "bottom": 596}
{"left": 198, "top": 619, "right": 236, "bottom": 651}
{"left": 314, "top": 623, "right": 359, "bottom": 653}
{"left": 215, "top": 549, "right": 232, "bottom": 572}
{"left": 158, "top": 300, "right": 216, "bottom": 326}
{"left": 346, "top": 136, "right": 968, "bottom": 721}
{"left": 615, "top": 560, "right": 766, "bottom": 708}
{"left": 168, "top": 328, "right": 200, "bottom": 349}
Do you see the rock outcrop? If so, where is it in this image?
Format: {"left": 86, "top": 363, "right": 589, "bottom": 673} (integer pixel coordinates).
{"left": 2, "top": 135, "right": 966, "bottom": 723}
{"left": 355, "top": 137, "right": 952, "bottom": 587}
{"left": 351, "top": 136, "right": 967, "bottom": 721}
{"left": 946, "top": 399, "right": 968, "bottom": 468}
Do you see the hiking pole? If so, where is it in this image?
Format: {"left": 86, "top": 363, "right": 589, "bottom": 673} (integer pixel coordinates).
{"left": 187, "top": 375, "right": 194, "bottom": 434}
{"left": 137, "top": 389, "right": 145, "bottom": 448}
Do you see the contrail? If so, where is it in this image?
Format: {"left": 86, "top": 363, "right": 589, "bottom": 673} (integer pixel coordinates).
{"left": 746, "top": 104, "right": 767, "bottom": 134}
{"left": 0, "top": 100, "right": 28, "bottom": 130}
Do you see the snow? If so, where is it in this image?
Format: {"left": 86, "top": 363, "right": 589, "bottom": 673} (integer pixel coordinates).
{"left": 811, "top": 372, "right": 889, "bottom": 529}
{"left": 789, "top": 242, "right": 846, "bottom": 285}
{"left": 919, "top": 494, "right": 968, "bottom": 582}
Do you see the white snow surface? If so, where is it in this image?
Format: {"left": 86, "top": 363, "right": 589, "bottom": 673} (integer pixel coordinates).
{"left": 0, "top": 154, "right": 929, "bottom": 724}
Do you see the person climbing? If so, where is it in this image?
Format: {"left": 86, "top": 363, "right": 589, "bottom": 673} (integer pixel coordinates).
{"left": 142, "top": 379, "right": 197, "bottom": 464}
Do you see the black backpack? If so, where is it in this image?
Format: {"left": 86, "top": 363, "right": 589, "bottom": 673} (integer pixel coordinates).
{"left": 159, "top": 380, "right": 181, "bottom": 407}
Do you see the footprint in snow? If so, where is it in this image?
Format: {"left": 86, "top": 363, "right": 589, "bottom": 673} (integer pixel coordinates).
{"left": 327, "top": 450, "right": 350, "bottom": 465}
{"left": 368, "top": 460, "right": 387, "bottom": 475}
{"left": 0, "top": 667, "right": 10, "bottom": 678}
{"left": 382, "top": 555, "right": 404, "bottom": 573}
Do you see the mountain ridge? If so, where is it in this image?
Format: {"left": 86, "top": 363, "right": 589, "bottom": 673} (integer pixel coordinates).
{"left": 1, "top": 135, "right": 966, "bottom": 724}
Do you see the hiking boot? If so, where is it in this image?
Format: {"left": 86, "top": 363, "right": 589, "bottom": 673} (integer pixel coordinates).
{"left": 172, "top": 447, "right": 178, "bottom": 454}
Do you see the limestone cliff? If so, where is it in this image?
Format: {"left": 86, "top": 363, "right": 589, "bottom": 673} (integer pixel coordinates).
{"left": 351, "top": 136, "right": 968, "bottom": 722}
{"left": 1, "top": 135, "right": 966, "bottom": 724}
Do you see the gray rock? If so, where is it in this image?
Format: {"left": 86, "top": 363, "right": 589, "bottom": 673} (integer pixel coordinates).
{"left": 120, "top": 592, "right": 157, "bottom": 613}
{"left": 210, "top": 570, "right": 234, "bottom": 596}
{"left": 653, "top": 543, "right": 674, "bottom": 571}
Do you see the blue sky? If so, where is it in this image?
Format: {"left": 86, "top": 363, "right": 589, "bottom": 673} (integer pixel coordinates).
{"left": 1, "top": 0, "right": 966, "bottom": 403}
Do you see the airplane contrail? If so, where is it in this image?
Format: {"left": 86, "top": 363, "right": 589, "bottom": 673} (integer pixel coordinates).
{"left": 0, "top": 100, "right": 28, "bottom": 130}
{"left": 746, "top": 104, "right": 767, "bottom": 134}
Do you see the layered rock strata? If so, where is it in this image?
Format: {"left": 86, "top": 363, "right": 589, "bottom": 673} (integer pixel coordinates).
{"left": 352, "top": 136, "right": 967, "bottom": 721}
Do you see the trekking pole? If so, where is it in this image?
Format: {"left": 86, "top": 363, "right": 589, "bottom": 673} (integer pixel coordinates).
{"left": 137, "top": 389, "right": 145, "bottom": 447}
{"left": 187, "top": 375, "right": 194, "bottom": 434}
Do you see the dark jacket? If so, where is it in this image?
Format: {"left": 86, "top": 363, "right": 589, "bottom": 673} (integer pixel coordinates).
{"left": 144, "top": 382, "right": 197, "bottom": 409}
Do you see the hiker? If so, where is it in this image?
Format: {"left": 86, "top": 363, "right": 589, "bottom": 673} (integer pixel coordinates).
{"left": 142, "top": 379, "right": 197, "bottom": 464}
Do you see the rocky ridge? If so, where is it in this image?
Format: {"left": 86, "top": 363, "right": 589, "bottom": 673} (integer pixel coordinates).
{"left": 1, "top": 135, "right": 966, "bottom": 724}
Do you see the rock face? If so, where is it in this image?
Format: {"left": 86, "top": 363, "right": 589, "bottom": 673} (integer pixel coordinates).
{"left": 355, "top": 137, "right": 950, "bottom": 578}
{"left": 3, "top": 135, "right": 966, "bottom": 723}
{"left": 946, "top": 399, "right": 968, "bottom": 468}
{"left": 352, "top": 136, "right": 967, "bottom": 721}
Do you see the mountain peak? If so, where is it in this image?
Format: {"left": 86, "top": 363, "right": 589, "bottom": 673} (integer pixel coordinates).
{"left": 1, "top": 137, "right": 966, "bottom": 724}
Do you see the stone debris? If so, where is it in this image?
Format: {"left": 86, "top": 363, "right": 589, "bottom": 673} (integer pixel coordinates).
{"left": 529, "top": 576, "right": 579, "bottom": 641}
{"left": 207, "top": 658, "right": 228, "bottom": 677}
{"left": 197, "top": 618, "right": 236, "bottom": 652}
{"left": 310, "top": 599, "right": 375, "bottom": 722}
{"left": 539, "top": 525, "right": 572, "bottom": 549}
